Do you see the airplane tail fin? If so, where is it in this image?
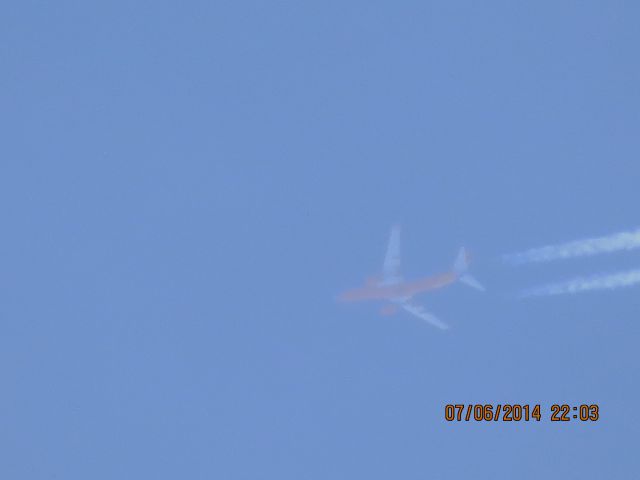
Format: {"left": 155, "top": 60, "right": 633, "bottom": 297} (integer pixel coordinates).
{"left": 453, "top": 248, "right": 485, "bottom": 291}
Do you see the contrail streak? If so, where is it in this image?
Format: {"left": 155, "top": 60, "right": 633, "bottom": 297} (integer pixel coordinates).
{"left": 520, "top": 269, "right": 640, "bottom": 298}
{"left": 503, "top": 228, "right": 640, "bottom": 265}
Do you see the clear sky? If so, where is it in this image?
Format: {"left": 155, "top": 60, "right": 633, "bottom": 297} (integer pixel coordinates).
{"left": 2, "top": 1, "right": 639, "bottom": 478}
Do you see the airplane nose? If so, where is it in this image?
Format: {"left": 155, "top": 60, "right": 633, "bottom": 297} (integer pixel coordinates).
{"left": 336, "top": 290, "right": 355, "bottom": 302}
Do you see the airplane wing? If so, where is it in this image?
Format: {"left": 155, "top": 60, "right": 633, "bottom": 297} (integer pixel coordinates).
{"left": 400, "top": 302, "right": 450, "bottom": 330}
{"left": 383, "top": 225, "right": 402, "bottom": 283}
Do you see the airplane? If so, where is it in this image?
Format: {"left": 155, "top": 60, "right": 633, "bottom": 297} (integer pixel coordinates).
{"left": 337, "top": 225, "right": 484, "bottom": 330}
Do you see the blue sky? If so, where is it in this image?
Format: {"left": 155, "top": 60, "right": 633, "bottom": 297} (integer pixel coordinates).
{"left": 2, "top": 1, "right": 639, "bottom": 478}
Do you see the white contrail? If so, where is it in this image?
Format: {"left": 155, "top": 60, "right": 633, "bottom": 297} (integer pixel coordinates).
{"left": 520, "top": 269, "right": 640, "bottom": 298}
{"left": 503, "top": 228, "right": 640, "bottom": 265}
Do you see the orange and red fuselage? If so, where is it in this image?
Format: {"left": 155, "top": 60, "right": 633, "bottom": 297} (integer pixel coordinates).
{"left": 338, "top": 271, "right": 458, "bottom": 302}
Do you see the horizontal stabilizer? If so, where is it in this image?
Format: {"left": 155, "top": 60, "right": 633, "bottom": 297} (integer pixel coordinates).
{"left": 460, "top": 274, "right": 485, "bottom": 291}
{"left": 453, "top": 248, "right": 485, "bottom": 291}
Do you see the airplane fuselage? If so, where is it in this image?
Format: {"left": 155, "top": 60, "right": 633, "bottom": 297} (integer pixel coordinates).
{"left": 338, "top": 271, "right": 458, "bottom": 303}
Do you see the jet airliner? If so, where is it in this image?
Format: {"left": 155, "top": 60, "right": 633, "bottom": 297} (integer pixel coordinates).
{"left": 338, "top": 225, "right": 484, "bottom": 330}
